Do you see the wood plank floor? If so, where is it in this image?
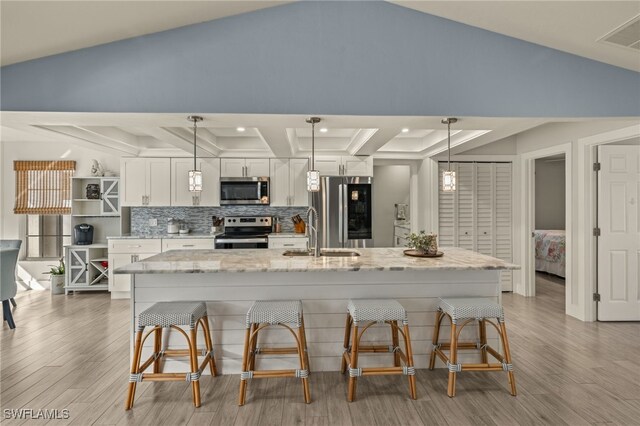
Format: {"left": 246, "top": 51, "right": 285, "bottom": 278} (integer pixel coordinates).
{"left": 2, "top": 278, "right": 639, "bottom": 425}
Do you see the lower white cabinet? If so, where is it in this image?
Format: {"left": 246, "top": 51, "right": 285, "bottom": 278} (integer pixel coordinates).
{"left": 65, "top": 245, "right": 109, "bottom": 294}
{"left": 393, "top": 222, "right": 411, "bottom": 247}
{"left": 162, "top": 238, "right": 215, "bottom": 251}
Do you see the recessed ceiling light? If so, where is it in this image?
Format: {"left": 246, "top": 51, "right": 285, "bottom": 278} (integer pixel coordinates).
{"left": 319, "top": 127, "right": 328, "bottom": 133}
{"left": 401, "top": 128, "right": 409, "bottom": 133}
{"left": 236, "top": 127, "right": 246, "bottom": 132}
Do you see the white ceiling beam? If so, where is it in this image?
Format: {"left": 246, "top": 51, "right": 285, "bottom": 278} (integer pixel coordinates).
{"left": 347, "top": 128, "right": 403, "bottom": 156}
{"left": 255, "top": 127, "right": 293, "bottom": 157}
{"left": 32, "top": 125, "right": 140, "bottom": 156}
{"left": 449, "top": 120, "right": 547, "bottom": 154}
{"left": 151, "top": 127, "right": 221, "bottom": 157}
{"left": 285, "top": 128, "right": 300, "bottom": 156}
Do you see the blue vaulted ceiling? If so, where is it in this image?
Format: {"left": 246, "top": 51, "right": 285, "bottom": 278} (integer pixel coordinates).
{"left": 1, "top": 1, "right": 639, "bottom": 117}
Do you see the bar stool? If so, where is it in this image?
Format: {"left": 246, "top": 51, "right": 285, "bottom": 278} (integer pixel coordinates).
{"left": 341, "top": 299, "right": 417, "bottom": 401}
{"left": 429, "top": 297, "right": 516, "bottom": 397}
{"left": 238, "top": 300, "right": 311, "bottom": 406}
{"left": 125, "top": 301, "right": 217, "bottom": 410}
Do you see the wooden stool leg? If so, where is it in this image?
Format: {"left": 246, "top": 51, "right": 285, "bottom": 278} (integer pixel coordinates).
{"left": 479, "top": 319, "right": 488, "bottom": 364}
{"left": 402, "top": 322, "right": 417, "bottom": 400}
{"left": 447, "top": 320, "right": 458, "bottom": 398}
{"left": 201, "top": 317, "right": 217, "bottom": 376}
{"left": 391, "top": 320, "right": 400, "bottom": 367}
{"left": 153, "top": 327, "right": 162, "bottom": 373}
{"left": 249, "top": 323, "right": 259, "bottom": 371}
{"left": 238, "top": 326, "right": 252, "bottom": 406}
{"left": 125, "top": 328, "right": 144, "bottom": 410}
{"left": 429, "top": 311, "right": 443, "bottom": 370}
{"left": 340, "top": 314, "right": 352, "bottom": 374}
{"left": 189, "top": 328, "right": 201, "bottom": 408}
{"left": 297, "top": 325, "right": 311, "bottom": 404}
{"left": 499, "top": 321, "right": 517, "bottom": 396}
{"left": 300, "top": 316, "right": 311, "bottom": 374}
{"left": 347, "top": 323, "right": 359, "bottom": 402}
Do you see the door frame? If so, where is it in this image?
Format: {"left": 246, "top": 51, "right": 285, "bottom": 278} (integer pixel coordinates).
{"left": 577, "top": 124, "right": 640, "bottom": 321}
{"left": 521, "top": 144, "right": 573, "bottom": 315}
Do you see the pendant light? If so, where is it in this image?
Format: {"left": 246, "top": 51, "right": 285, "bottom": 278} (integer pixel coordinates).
{"left": 188, "top": 115, "right": 203, "bottom": 192}
{"left": 306, "top": 117, "right": 321, "bottom": 192}
{"left": 441, "top": 117, "right": 458, "bottom": 192}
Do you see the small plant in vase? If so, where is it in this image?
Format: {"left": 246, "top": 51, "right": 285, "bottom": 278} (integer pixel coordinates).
{"left": 406, "top": 231, "right": 438, "bottom": 255}
{"left": 45, "top": 257, "right": 65, "bottom": 295}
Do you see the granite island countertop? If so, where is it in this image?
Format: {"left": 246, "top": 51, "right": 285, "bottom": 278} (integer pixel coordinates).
{"left": 115, "top": 247, "right": 518, "bottom": 274}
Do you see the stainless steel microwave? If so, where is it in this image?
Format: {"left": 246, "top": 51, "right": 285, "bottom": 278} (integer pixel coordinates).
{"left": 220, "top": 177, "right": 270, "bottom": 205}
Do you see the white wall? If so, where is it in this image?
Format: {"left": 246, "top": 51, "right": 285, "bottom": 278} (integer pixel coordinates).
{"left": 373, "top": 165, "right": 410, "bottom": 246}
{"left": 1, "top": 140, "right": 121, "bottom": 284}
{"left": 535, "top": 158, "right": 566, "bottom": 230}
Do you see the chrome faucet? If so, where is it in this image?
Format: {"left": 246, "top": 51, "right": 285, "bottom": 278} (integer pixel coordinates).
{"left": 307, "top": 206, "right": 320, "bottom": 257}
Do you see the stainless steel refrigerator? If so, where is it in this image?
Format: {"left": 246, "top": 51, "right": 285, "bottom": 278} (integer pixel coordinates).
{"left": 311, "top": 176, "right": 373, "bottom": 248}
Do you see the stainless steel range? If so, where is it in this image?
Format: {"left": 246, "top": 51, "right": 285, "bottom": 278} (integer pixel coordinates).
{"left": 214, "top": 216, "right": 272, "bottom": 249}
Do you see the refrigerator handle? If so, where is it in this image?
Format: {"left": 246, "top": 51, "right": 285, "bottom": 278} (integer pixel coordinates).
{"left": 341, "top": 183, "right": 349, "bottom": 244}
{"left": 338, "top": 184, "right": 344, "bottom": 243}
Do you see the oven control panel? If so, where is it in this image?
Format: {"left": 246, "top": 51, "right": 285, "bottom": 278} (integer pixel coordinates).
{"left": 224, "top": 216, "right": 272, "bottom": 227}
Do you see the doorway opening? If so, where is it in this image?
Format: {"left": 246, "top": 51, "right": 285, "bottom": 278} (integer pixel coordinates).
{"left": 533, "top": 154, "right": 567, "bottom": 310}
{"left": 372, "top": 165, "right": 411, "bottom": 247}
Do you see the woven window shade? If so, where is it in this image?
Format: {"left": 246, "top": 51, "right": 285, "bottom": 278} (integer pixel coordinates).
{"left": 14, "top": 161, "right": 76, "bottom": 214}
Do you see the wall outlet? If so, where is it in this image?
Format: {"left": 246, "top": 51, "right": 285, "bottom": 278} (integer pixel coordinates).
{"left": 149, "top": 218, "right": 158, "bottom": 227}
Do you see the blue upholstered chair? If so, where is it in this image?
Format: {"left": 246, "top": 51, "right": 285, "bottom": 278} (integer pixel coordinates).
{"left": 1, "top": 247, "right": 20, "bottom": 329}
{"left": 0, "top": 240, "right": 22, "bottom": 308}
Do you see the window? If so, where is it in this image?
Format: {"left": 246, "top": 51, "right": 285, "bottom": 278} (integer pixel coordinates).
{"left": 25, "top": 215, "right": 71, "bottom": 260}
{"left": 14, "top": 160, "right": 75, "bottom": 215}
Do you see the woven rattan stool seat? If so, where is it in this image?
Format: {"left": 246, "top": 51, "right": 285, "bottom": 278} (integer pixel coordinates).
{"left": 437, "top": 297, "right": 504, "bottom": 324}
{"left": 347, "top": 299, "right": 408, "bottom": 324}
{"left": 138, "top": 301, "right": 207, "bottom": 329}
{"left": 246, "top": 300, "right": 303, "bottom": 327}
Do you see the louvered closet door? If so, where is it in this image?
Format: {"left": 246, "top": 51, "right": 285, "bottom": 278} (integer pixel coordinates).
{"left": 495, "top": 164, "right": 513, "bottom": 291}
{"left": 438, "top": 163, "right": 456, "bottom": 247}
{"left": 457, "top": 163, "right": 475, "bottom": 249}
{"left": 475, "top": 163, "right": 494, "bottom": 256}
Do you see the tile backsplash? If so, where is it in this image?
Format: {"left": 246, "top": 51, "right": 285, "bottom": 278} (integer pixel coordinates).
{"left": 131, "top": 206, "right": 309, "bottom": 236}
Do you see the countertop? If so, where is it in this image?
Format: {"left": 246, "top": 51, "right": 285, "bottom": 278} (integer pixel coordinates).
{"left": 108, "top": 233, "right": 220, "bottom": 239}
{"left": 115, "top": 247, "right": 519, "bottom": 274}
{"left": 267, "top": 233, "right": 308, "bottom": 238}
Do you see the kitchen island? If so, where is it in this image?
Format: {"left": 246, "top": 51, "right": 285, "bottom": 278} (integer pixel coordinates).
{"left": 115, "top": 247, "right": 517, "bottom": 374}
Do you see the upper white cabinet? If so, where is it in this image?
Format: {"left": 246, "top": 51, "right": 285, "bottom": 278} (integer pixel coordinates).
{"left": 270, "top": 158, "right": 309, "bottom": 206}
{"left": 171, "top": 158, "right": 221, "bottom": 206}
{"left": 221, "top": 158, "right": 270, "bottom": 177}
{"left": 121, "top": 158, "right": 170, "bottom": 206}
{"left": 314, "top": 156, "right": 373, "bottom": 176}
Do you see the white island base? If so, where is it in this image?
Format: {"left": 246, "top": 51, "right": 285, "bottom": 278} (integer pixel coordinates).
{"left": 122, "top": 248, "right": 516, "bottom": 375}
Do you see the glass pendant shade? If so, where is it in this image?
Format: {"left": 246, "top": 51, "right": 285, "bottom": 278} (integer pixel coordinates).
{"left": 442, "top": 170, "right": 456, "bottom": 192}
{"left": 189, "top": 170, "right": 202, "bottom": 192}
{"left": 307, "top": 170, "right": 320, "bottom": 192}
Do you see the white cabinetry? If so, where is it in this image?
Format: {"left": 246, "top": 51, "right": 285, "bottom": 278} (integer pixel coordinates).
{"left": 438, "top": 162, "right": 513, "bottom": 291}
{"left": 108, "top": 239, "right": 162, "bottom": 298}
{"left": 220, "top": 158, "right": 269, "bottom": 177}
{"left": 162, "top": 238, "right": 215, "bottom": 251}
{"left": 65, "top": 245, "right": 109, "bottom": 294}
{"left": 121, "top": 158, "right": 170, "bottom": 206}
{"left": 171, "top": 158, "right": 221, "bottom": 206}
{"left": 315, "top": 156, "right": 373, "bottom": 176}
{"left": 270, "top": 158, "right": 309, "bottom": 206}
{"left": 393, "top": 222, "right": 411, "bottom": 247}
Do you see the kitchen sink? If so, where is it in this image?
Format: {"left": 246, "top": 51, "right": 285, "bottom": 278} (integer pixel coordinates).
{"left": 282, "top": 250, "right": 360, "bottom": 257}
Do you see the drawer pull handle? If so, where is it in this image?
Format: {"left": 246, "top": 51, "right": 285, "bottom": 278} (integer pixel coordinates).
{"left": 128, "top": 245, "right": 142, "bottom": 248}
{"left": 283, "top": 244, "right": 295, "bottom": 247}
{"left": 182, "top": 244, "right": 195, "bottom": 247}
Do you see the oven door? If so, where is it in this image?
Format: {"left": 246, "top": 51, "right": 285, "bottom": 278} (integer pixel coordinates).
{"left": 220, "top": 178, "right": 269, "bottom": 205}
{"left": 215, "top": 237, "right": 269, "bottom": 249}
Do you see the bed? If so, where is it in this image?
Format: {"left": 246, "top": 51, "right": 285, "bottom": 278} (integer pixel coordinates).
{"left": 534, "top": 230, "right": 566, "bottom": 278}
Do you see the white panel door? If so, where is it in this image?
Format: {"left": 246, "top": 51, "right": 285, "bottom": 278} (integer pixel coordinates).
{"left": 475, "top": 163, "right": 494, "bottom": 256}
{"left": 146, "top": 158, "right": 171, "bottom": 206}
{"left": 269, "top": 158, "right": 290, "bottom": 206}
{"left": 121, "top": 158, "right": 147, "bottom": 206}
{"left": 495, "top": 164, "right": 513, "bottom": 292}
{"left": 598, "top": 145, "right": 640, "bottom": 321}
{"left": 289, "top": 158, "right": 310, "bottom": 206}
{"left": 457, "top": 163, "right": 475, "bottom": 250}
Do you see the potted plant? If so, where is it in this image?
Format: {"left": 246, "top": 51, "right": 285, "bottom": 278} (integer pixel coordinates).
{"left": 45, "top": 257, "right": 65, "bottom": 295}
{"left": 406, "top": 230, "right": 438, "bottom": 255}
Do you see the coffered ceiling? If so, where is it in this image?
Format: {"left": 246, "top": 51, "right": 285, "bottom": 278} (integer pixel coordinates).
{"left": 1, "top": 112, "right": 552, "bottom": 159}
